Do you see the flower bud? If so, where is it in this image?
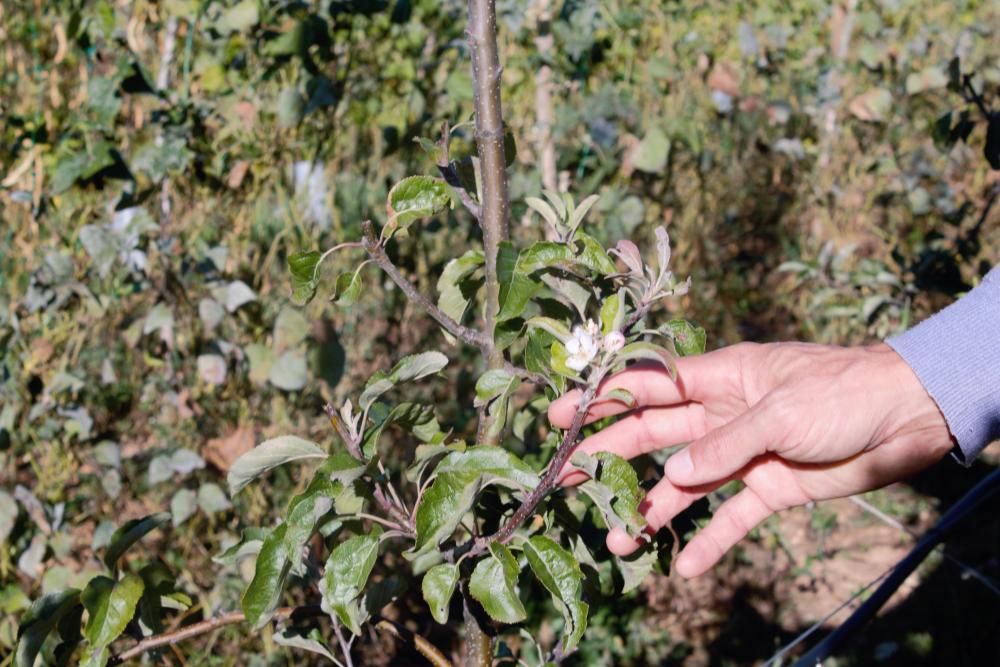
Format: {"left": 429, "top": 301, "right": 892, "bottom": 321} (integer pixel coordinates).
{"left": 603, "top": 331, "right": 625, "bottom": 352}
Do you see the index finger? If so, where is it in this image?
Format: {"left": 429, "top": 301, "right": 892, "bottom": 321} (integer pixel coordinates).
{"left": 548, "top": 349, "right": 733, "bottom": 428}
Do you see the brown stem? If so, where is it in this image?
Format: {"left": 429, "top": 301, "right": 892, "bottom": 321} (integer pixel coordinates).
{"left": 110, "top": 606, "right": 326, "bottom": 664}
{"left": 468, "top": 386, "right": 594, "bottom": 557}
{"left": 362, "top": 222, "right": 489, "bottom": 350}
{"left": 376, "top": 619, "right": 454, "bottom": 667}
{"left": 462, "top": 1, "right": 511, "bottom": 662}
{"left": 467, "top": 0, "right": 510, "bottom": 362}
{"left": 462, "top": 599, "right": 493, "bottom": 667}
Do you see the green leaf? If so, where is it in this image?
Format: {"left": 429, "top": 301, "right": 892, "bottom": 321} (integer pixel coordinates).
{"left": 288, "top": 251, "right": 321, "bottom": 306}
{"left": 413, "top": 471, "right": 483, "bottom": 553}
{"left": 474, "top": 369, "right": 517, "bottom": 407}
{"left": 517, "top": 242, "right": 577, "bottom": 274}
{"left": 666, "top": 320, "right": 706, "bottom": 356}
{"left": 81, "top": 574, "right": 144, "bottom": 660}
{"left": 526, "top": 196, "right": 564, "bottom": 233}
{"left": 617, "top": 546, "right": 657, "bottom": 594}
{"left": 104, "top": 513, "right": 171, "bottom": 570}
{"left": 243, "top": 473, "right": 339, "bottom": 628}
{"left": 632, "top": 127, "right": 671, "bottom": 174}
{"left": 617, "top": 341, "right": 677, "bottom": 379}
{"left": 437, "top": 250, "right": 485, "bottom": 342}
{"left": 499, "top": 240, "right": 597, "bottom": 322}
{"left": 320, "top": 530, "right": 382, "bottom": 634}
{"left": 496, "top": 273, "right": 542, "bottom": 322}
{"left": 227, "top": 436, "right": 327, "bottom": 496}
{"left": 435, "top": 446, "right": 540, "bottom": 489}
{"left": 386, "top": 176, "right": 450, "bottom": 234}
{"left": 576, "top": 452, "right": 645, "bottom": 537}
{"left": 14, "top": 589, "right": 81, "bottom": 667}
{"left": 477, "top": 371, "right": 520, "bottom": 441}
{"left": 213, "top": 527, "right": 270, "bottom": 568}
{"left": 524, "top": 536, "right": 588, "bottom": 653}
{"left": 332, "top": 265, "right": 364, "bottom": 307}
{"left": 525, "top": 317, "right": 571, "bottom": 343}
{"left": 597, "top": 388, "right": 637, "bottom": 409}
{"left": 600, "top": 292, "right": 624, "bottom": 335}
{"left": 361, "top": 402, "right": 437, "bottom": 459}
{"left": 358, "top": 352, "right": 449, "bottom": 411}
{"left": 422, "top": 563, "right": 459, "bottom": 624}
{"left": 470, "top": 543, "right": 526, "bottom": 624}
{"left": 568, "top": 194, "right": 601, "bottom": 233}
{"left": 574, "top": 233, "right": 618, "bottom": 275}
{"left": 274, "top": 629, "right": 337, "bottom": 662}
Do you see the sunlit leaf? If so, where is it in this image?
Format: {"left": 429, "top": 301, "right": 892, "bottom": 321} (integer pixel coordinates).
{"left": 575, "top": 452, "right": 645, "bottom": 538}
{"left": 227, "top": 436, "right": 327, "bottom": 496}
{"left": 243, "top": 473, "right": 339, "bottom": 628}
{"left": 386, "top": 175, "right": 450, "bottom": 233}
{"left": 320, "top": 530, "right": 382, "bottom": 634}
{"left": 523, "top": 536, "right": 588, "bottom": 653}
{"left": 665, "top": 319, "right": 706, "bottom": 356}
{"left": 82, "top": 574, "right": 144, "bottom": 659}
{"left": 288, "top": 250, "right": 321, "bottom": 306}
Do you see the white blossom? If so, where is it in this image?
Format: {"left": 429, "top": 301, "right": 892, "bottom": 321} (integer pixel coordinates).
{"left": 603, "top": 331, "right": 625, "bottom": 352}
{"left": 565, "top": 321, "right": 601, "bottom": 372}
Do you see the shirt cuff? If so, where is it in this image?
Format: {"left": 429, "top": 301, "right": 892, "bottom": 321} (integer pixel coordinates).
{"left": 885, "top": 267, "right": 1000, "bottom": 465}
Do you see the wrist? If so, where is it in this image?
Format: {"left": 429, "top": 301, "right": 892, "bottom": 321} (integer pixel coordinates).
{"left": 869, "top": 343, "right": 955, "bottom": 462}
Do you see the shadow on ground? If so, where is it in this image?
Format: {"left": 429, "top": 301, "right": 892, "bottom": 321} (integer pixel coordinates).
{"left": 678, "top": 457, "right": 1000, "bottom": 667}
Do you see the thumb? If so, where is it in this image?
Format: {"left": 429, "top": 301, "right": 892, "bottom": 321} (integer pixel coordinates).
{"left": 664, "top": 400, "right": 780, "bottom": 486}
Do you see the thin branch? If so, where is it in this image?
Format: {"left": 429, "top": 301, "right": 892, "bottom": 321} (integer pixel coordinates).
{"left": 361, "top": 221, "right": 489, "bottom": 349}
{"left": 376, "top": 619, "right": 454, "bottom": 667}
{"left": 332, "top": 619, "right": 356, "bottom": 667}
{"left": 110, "top": 606, "right": 326, "bottom": 664}
{"left": 468, "top": 386, "right": 595, "bottom": 556}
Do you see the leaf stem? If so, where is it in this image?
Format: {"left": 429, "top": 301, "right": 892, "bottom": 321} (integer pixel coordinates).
{"left": 332, "top": 618, "right": 356, "bottom": 667}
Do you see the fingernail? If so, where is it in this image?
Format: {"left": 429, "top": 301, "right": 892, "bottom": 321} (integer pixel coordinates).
{"left": 666, "top": 449, "right": 693, "bottom": 482}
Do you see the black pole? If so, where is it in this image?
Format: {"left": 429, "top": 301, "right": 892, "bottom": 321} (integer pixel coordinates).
{"left": 792, "top": 466, "right": 1000, "bottom": 667}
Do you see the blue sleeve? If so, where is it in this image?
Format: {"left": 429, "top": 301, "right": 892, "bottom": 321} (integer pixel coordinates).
{"left": 886, "top": 267, "right": 1000, "bottom": 465}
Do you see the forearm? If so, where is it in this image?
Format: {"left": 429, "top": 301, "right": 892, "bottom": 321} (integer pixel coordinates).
{"left": 886, "top": 267, "right": 1000, "bottom": 464}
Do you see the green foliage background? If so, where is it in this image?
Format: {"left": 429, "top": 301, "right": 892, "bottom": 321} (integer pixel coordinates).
{"left": 2, "top": 0, "right": 998, "bottom": 664}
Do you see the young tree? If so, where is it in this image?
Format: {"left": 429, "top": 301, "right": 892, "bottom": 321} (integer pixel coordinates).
{"left": 14, "top": 1, "right": 701, "bottom": 665}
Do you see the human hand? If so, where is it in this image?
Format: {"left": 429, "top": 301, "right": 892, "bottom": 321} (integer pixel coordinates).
{"left": 549, "top": 342, "right": 954, "bottom": 578}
